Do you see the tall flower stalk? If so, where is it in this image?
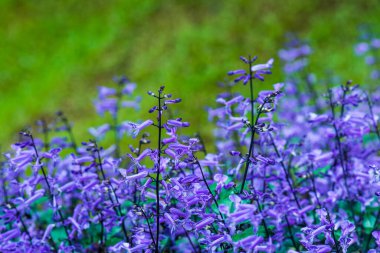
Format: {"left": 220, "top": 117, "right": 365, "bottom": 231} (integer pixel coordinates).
{"left": 228, "top": 55, "right": 273, "bottom": 193}
{"left": 21, "top": 131, "right": 73, "bottom": 249}
{"left": 146, "top": 86, "right": 182, "bottom": 252}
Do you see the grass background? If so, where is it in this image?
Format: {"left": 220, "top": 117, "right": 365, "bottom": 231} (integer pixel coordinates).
{"left": 0, "top": 0, "right": 379, "bottom": 146}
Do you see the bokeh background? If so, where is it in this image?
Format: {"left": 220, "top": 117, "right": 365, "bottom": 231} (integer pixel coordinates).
{"left": 1, "top": 0, "right": 379, "bottom": 146}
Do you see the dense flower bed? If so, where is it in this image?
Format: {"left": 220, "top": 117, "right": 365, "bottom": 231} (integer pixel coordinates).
{"left": 1, "top": 36, "right": 380, "bottom": 252}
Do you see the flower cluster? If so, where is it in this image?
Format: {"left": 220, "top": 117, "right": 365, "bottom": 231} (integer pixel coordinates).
{"left": 0, "top": 36, "right": 380, "bottom": 253}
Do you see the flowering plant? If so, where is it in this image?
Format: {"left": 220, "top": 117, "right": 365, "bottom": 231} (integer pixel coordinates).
{"left": 0, "top": 36, "right": 380, "bottom": 253}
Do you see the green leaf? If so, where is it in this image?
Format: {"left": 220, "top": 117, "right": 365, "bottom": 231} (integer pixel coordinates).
{"left": 363, "top": 213, "right": 376, "bottom": 233}
{"left": 51, "top": 226, "right": 67, "bottom": 242}
{"left": 232, "top": 225, "right": 254, "bottom": 241}
{"left": 314, "top": 165, "right": 331, "bottom": 175}
{"left": 363, "top": 133, "right": 377, "bottom": 144}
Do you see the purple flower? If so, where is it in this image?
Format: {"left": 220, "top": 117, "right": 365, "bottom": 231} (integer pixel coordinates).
{"left": 127, "top": 120, "right": 154, "bottom": 138}
{"left": 355, "top": 42, "right": 369, "bottom": 55}
{"left": 373, "top": 231, "right": 380, "bottom": 247}
{"left": 89, "top": 123, "right": 111, "bottom": 139}
{"left": 194, "top": 217, "right": 215, "bottom": 230}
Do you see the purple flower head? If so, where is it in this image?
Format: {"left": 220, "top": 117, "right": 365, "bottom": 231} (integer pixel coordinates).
{"left": 355, "top": 42, "right": 369, "bottom": 55}
{"left": 122, "top": 83, "right": 137, "bottom": 95}
{"left": 95, "top": 97, "right": 117, "bottom": 116}
{"left": 98, "top": 86, "right": 116, "bottom": 99}
{"left": 89, "top": 123, "right": 111, "bottom": 139}
{"left": 127, "top": 120, "right": 154, "bottom": 138}
{"left": 373, "top": 231, "right": 380, "bottom": 247}
{"left": 251, "top": 58, "right": 274, "bottom": 72}
{"left": 228, "top": 57, "right": 273, "bottom": 84}
{"left": 213, "top": 174, "right": 228, "bottom": 193}
{"left": 194, "top": 217, "right": 215, "bottom": 230}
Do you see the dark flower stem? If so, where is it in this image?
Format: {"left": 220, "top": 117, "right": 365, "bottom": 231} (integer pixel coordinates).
{"left": 238, "top": 91, "right": 271, "bottom": 238}
{"left": 308, "top": 165, "right": 322, "bottom": 208}
{"left": 309, "top": 165, "right": 341, "bottom": 253}
{"left": 248, "top": 57, "right": 255, "bottom": 139}
{"left": 195, "top": 132, "right": 214, "bottom": 179}
{"left": 19, "top": 214, "right": 33, "bottom": 243}
{"left": 269, "top": 134, "right": 306, "bottom": 225}
{"left": 269, "top": 133, "right": 300, "bottom": 207}
{"left": 28, "top": 134, "right": 73, "bottom": 248}
{"left": 184, "top": 228, "right": 198, "bottom": 253}
{"left": 269, "top": 134, "right": 307, "bottom": 248}
{"left": 326, "top": 211, "right": 342, "bottom": 253}
{"left": 94, "top": 143, "right": 129, "bottom": 243}
{"left": 327, "top": 89, "right": 359, "bottom": 233}
{"left": 133, "top": 141, "right": 144, "bottom": 204}
{"left": 284, "top": 215, "right": 298, "bottom": 251}
{"left": 327, "top": 90, "right": 351, "bottom": 194}
{"left": 194, "top": 157, "right": 229, "bottom": 233}
{"left": 140, "top": 207, "right": 156, "bottom": 248}
{"left": 10, "top": 204, "right": 33, "bottom": 244}
{"left": 255, "top": 199, "right": 270, "bottom": 238}
{"left": 340, "top": 86, "right": 347, "bottom": 118}
{"left": 156, "top": 91, "right": 163, "bottom": 253}
{"left": 240, "top": 102, "right": 267, "bottom": 193}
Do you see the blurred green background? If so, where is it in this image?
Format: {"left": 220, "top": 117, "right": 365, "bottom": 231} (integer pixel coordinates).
{"left": 0, "top": 0, "right": 379, "bottom": 146}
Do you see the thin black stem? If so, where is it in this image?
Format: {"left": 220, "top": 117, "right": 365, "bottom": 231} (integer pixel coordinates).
{"left": 156, "top": 94, "right": 163, "bottom": 253}
{"left": 248, "top": 59, "right": 256, "bottom": 188}
{"left": 140, "top": 207, "right": 156, "bottom": 248}
{"left": 238, "top": 95, "right": 271, "bottom": 238}
{"left": 184, "top": 228, "right": 198, "bottom": 253}
{"left": 340, "top": 86, "right": 347, "bottom": 118}
{"left": 194, "top": 157, "right": 229, "bottom": 233}
{"left": 196, "top": 132, "right": 213, "bottom": 179}
{"left": 255, "top": 199, "right": 270, "bottom": 238}
{"left": 240, "top": 102, "right": 266, "bottom": 193}
{"left": 327, "top": 90, "right": 350, "bottom": 194}
{"left": 196, "top": 133, "right": 208, "bottom": 155}
{"left": 11, "top": 204, "right": 33, "bottom": 244}
{"left": 309, "top": 165, "right": 322, "bottom": 208}
{"left": 29, "top": 135, "right": 73, "bottom": 247}
{"left": 269, "top": 134, "right": 304, "bottom": 212}
{"left": 326, "top": 210, "right": 342, "bottom": 253}
{"left": 328, "top": 89, "right": 359, "bottom": 233}
{"left": 94, "top": 145, "right": 129, "bottom": 242}
{"left": 270, "top": 138, "right": 307, "bottom": 230}
{"left": 248, "top": 57, "right": 254, "bottom": 131}
{"left": 284, "top": 215, "right": 298, "bottom": 251}
{"left": 133, "top": 142, "right": 143, "bottom": 204}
